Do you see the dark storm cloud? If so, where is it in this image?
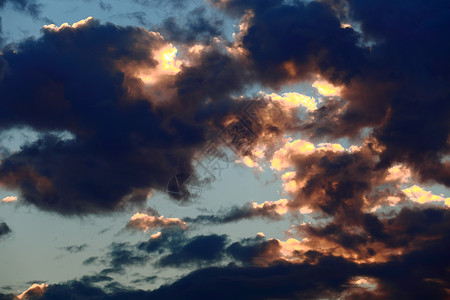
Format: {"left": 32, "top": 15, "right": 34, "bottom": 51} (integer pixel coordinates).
{"left": 239, "top": 1, "right": 367, "bottom": 88}
{"left": 32, "top": 280, "right": 107, "bottom": 300}
{"left": 158, "top": 234, "right": 228, "bottom": 267}
{"left": 229, "top": 0, "right": 450, "bottom": 185}
{"left": 148, "top": 257, "right": 357, "bottom": 300}
{"left": 107, "top": 242, "right": 149, "bottom": 272}
{"left": 271, "top": 138, "right": 450, "bottom": 260}
{"left": 297, "top": 206, "right": 450, "bottom": 262}
{"left": 0, "top": 18, "right": 286, "bottom": 214}
{"left": 0, "top": 21, "right": 170, "bottom": 213}
{"left": 0, "top": 19, "right": 166, "bottom": 214}
{"left": 285, "top": 144, "right": 387, "bottom": 218}
{"left": 114, "top": 229, "right": 274, "bottom": 269}
{"left": 345, "top": 0, "right": 450, "bottom": 187}
{"left": 127, "top": 233, "right": 449, "bottom": 299}
{"left": 16, "top": 227, "right": 450, "bottom": 299}
{"left": 0, "top": 222, "right": 11, "bottom": 239}
{"left": 137, "top": 227, "right": 186, "bottom": 254}
{"left": 158, "top": 7, "right": 224, "bottom": 44}
{"left": 226, "top": 236, "right": 280, "bottom": 265}
{"left": 137, "top": 229, "right": 229, "bottom": 267}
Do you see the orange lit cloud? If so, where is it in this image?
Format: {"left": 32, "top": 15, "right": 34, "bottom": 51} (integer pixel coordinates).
{"left": 150, "top": 231, "right": 162, "bottom": 239}
{"left": 340, "top": 23, "right": 352, "bottom": 29}
{"left": 385, "top": 164, "right": 412, "bottom": 184}
{"left": 137, "top": 43, "right": 182, "bottom": 84}
{"left": 281, "top": 171, "right": 300, "bottom": 194}
{"left": 271, "top": 139, "right": 346, "bottom": 171}
{"left": 127, "top": 213, "right": 187, "bottom": 232}
{"left": 1, "top": 196, "right": 17, "bottom": 203}
{"left": 16, "top": 283, "right": 48, "bottom": 300}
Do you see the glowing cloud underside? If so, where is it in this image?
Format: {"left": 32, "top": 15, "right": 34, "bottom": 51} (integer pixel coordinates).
{"left": 138, "top": 44, "right": 181, "bottom": 84}
{"left": 312, "top": 79, "right": 342, "bottom": 96}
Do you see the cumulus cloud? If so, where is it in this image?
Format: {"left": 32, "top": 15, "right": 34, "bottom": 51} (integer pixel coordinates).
{"left": 126, "top": 212, "right": 187, "bottom": 232}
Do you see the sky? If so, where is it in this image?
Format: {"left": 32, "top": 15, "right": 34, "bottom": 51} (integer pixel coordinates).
{"left": 0, "top": 0, "right": 449, "bottom": 299}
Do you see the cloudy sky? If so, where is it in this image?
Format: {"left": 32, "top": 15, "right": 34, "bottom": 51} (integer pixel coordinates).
{"left": 0, "top": 0, "right": 449, "bottom": 299}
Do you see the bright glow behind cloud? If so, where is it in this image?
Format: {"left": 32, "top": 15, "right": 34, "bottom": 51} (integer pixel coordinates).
{"left": 265, "top": 92, "right": 317, "bottom": 111}
{"left": 138, "top": 44, "right": 182, "bottom": 84}
{"left": 312, "top": 79, "right": 342, "bottom": 96}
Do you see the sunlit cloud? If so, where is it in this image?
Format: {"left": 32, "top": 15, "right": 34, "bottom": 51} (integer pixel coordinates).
{"left": 42, "top": 16, "right": 94, "bottom": 31}
{"left": 340, "top": 23, "right": 352, "bottom": 29}
{"left": 138, "top": 43, "right": 182, "bottom": 84}
{"left": 16, "top": 283, "right": 48, "bottom": 300}
{"left": 1, "top": 196, "right": 17, "bottom": 203}
{"left": 385, "top": 164, "right": 412, "bottom": 184}
{"left": 349, "top": 276, "right": 378, "bottom": 290}
{"left": 312, "top": 79, "right": 342, "bottom": 96}
{"left": 402, "top": 185, "right": 450, "bottom": 206}
{"left": 150, "top": 231, "right": 162, "bottom": 239}
{"left": 281, "top": 171, "right": 299, "bottom": 193}
{"left": 264, "top": 92, "right": 317, "bottom": 111}
{"left": 271, "top": 139, "right": 346, "bottom": 171}
{"left": 127, "top": 213, "right": 187, "bottom": 232}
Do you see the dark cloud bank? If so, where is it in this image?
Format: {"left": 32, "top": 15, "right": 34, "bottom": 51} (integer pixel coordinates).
{"left": 1, "top": 0, "right": 450, "bottom": 299}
